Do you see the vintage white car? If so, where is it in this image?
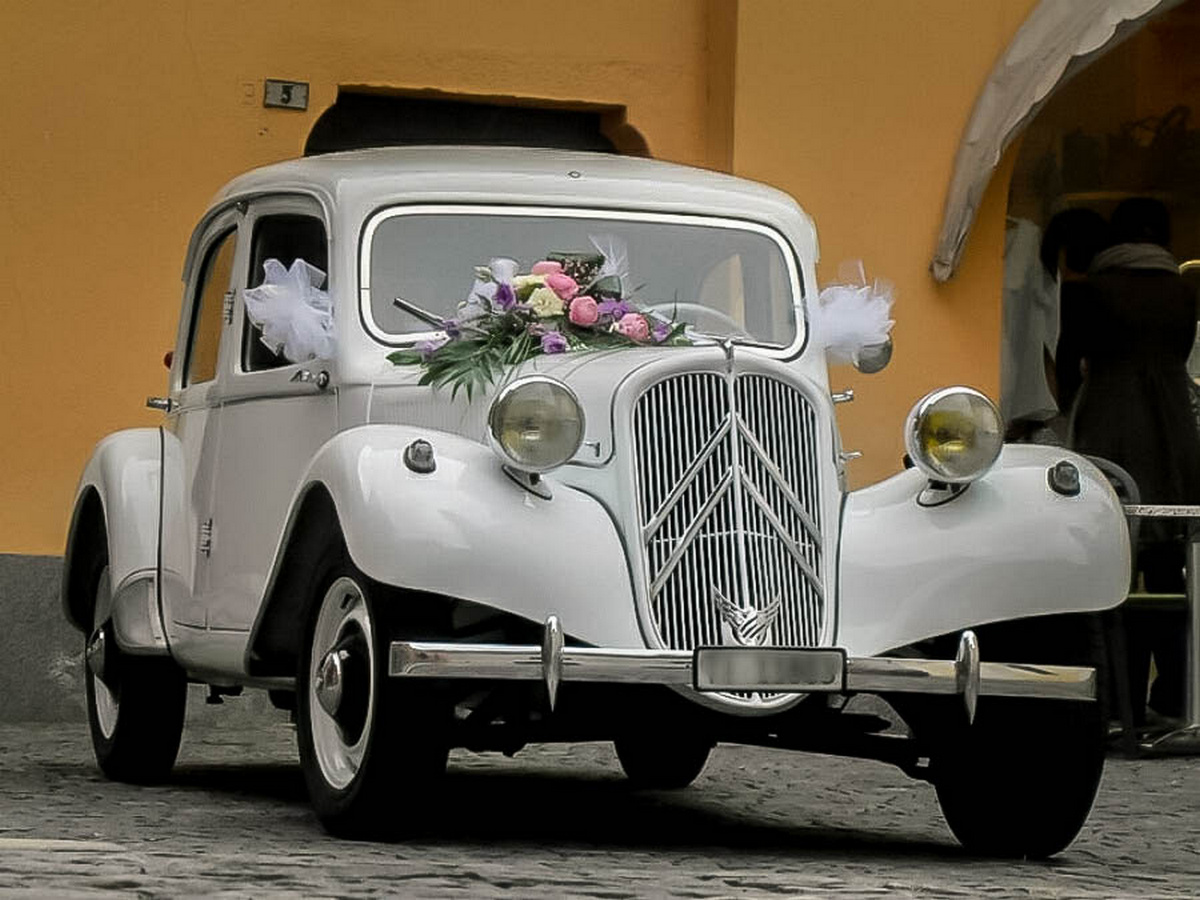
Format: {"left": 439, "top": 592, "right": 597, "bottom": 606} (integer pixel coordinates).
{"left": 63, "top": 148, "right": 1129, "bottom": 856}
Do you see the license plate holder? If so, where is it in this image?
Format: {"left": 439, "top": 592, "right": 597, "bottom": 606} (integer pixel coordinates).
{"left": 693, "top": 646, "right": 846, "bottom": 693}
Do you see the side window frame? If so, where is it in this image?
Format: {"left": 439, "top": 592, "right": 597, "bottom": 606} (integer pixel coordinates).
{"left": 171, "top": 207, "right": 242, "bottom": 407}
{"left": 231, "top": 195, "right": 332, "bottom": 390}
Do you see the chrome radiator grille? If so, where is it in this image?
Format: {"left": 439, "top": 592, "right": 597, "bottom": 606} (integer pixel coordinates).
{"left": 632, "top": 372, "right": 825, "bottom": 652}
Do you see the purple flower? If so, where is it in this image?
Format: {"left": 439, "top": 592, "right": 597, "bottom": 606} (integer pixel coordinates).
{"left": 493, "top": 282, "right": 516, "bottom": 311}
{"left": 540, "top": 331, "right": 568, "bottom": 354}
{"left": 414, "top": 337, "right": 448, "bottom": 360}
{"left": 444, "top": 319, "right": 461, "bottom": 338}
{"left": 597, "top": 299, "right": 632, "bottom": 320}
{"left": 652, "top": 321, "right": 671, "bottom": 343}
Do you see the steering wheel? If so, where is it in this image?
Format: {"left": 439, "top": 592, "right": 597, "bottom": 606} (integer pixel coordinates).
{"left": 645, "top": 302, "right": 752, "bottom": 339}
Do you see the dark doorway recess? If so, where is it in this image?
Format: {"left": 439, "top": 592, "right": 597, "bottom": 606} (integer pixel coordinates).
{"left": 305, "top": 91, "right": 646, "bottom": 157}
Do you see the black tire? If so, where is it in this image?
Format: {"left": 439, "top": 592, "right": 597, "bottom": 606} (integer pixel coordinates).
{"left": 932, "top": 696, "right": 1104, "bottom": 859}
{"left": 296, "top": 550, "right": 450, "bottom": 838}
{"left": 615, "top": 732, "right": 713, "bottom": 789}
{"left": 926, "top": 617, "right": 1107, "bottom": 859}
{"left": 84, "top": 543, "right": 187, "bottom": 784}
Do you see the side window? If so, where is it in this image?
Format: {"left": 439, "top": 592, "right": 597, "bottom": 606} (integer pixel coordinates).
{"left": 242, "top": 213, "right": 329, "bottom": 372}
{"left": 184, "top": 228, "right": 237, "bottom": 387}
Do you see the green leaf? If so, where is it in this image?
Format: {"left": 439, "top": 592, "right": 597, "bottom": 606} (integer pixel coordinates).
{"left": 388, "top": 350, "right": 424, "bottom": 366}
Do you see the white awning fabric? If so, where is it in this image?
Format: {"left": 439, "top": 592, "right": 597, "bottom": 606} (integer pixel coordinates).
{"left": 930, "top": 0, "right": 1182, "bottom": 282}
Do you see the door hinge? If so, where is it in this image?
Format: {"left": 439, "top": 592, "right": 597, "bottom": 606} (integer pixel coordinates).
{"left": 222, "top": 290, "right": 236, "bottom": 324}
{"left": 199, "top": 518, "right": 214, "bottom": 557}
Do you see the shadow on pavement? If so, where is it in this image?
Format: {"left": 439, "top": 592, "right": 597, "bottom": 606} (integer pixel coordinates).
{"left": 129, "top": 756, "right": 985, "bottom": 863}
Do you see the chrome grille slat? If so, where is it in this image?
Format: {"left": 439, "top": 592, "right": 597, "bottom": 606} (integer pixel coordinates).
{"left": 632, "top": 371, "right": 825, "bottom": 658}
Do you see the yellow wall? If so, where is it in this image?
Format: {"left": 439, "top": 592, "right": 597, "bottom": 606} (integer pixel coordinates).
{"left": 0, "top": 0, "right": 1041, "bottom": 553}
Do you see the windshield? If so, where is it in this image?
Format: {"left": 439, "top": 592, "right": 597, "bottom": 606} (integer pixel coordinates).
{"left": 363, "top": 209, "right": 799, "bottom": 346}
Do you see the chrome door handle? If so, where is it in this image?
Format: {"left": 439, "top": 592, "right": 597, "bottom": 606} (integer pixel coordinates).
{"left": 146, "top": 396, "right": 176, "bottom": 412}
{"left": 290, "top": 369, "right": 330, "bottom": 390}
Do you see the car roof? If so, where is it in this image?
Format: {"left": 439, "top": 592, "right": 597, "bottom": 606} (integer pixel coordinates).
{"left": 210, "top": 146, "right": 800, "bottom": 211}
{"left": 185, "top": 147, "right": 818, "bottom": 283}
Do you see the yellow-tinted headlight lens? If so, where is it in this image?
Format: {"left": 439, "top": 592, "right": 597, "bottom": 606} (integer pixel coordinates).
{"left": 488, "top": 376, "right": 585, "bottom": 473}
{"left": 904, "top": 387, "right": 1002, "bottom": 484}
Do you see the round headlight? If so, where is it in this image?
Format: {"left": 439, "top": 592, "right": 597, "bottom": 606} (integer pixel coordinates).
{"left": 904, "top": 387, "right": 1002, "bottom": 484}
{"left": 488, "top": 376, "right": 585, "bottom": 473}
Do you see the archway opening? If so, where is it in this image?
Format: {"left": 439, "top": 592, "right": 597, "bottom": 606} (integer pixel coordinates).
{"left": 304, "top": 88, "right": 649, "bottom": 157}
{"left": 1001, "top": 0, "right": 1200, "bottom": 440}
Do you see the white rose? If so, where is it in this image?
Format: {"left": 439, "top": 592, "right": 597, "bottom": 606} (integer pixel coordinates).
{"left": 527, "top": 286, "right": 565, "bottom": 318}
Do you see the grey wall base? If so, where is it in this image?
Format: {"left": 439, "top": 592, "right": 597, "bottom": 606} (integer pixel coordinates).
{"left": 0, "top": 554, "right": 84, "bottom": 723}
{"left": 0, "top": 554, "right": 284, "bottom": 727}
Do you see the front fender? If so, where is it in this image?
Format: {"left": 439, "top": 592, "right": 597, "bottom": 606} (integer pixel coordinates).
{"left": 63, "top": 428, "right": 167, "bottom": 653}
{"left": 838, "top": 444, "right": 1129, "bottom": 658}
{"left": 293, "top": 425, "right": 643, "bottom": 648}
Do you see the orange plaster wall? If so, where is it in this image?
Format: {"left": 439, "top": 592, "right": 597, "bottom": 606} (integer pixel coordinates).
{"left": 731, "top": 0, "right": 1038, "bottom": 487}
{"left": 0, "top": 1, "right": 723, "bottom": 554}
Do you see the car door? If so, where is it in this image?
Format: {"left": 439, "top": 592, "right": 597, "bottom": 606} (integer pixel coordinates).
{"left": 202, "top": 196, "right": 339, "bottom": 634}
{"left": 160, "top": 209, "right": 242, "bottom": 637}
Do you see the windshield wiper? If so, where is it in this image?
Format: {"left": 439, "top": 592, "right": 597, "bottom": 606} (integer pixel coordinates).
{"left": 393, "top": 296, "right": 448, "bottom": 329}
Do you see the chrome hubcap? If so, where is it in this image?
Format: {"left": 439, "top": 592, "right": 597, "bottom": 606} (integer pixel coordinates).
{"left": 308, "top": 577, "right": 375, "bottom": 791}
{"left": 86, "top": 629, "right": 107, "bottom": 681}
{"left": 315, "top": 649, "right": 347, "bottom": 718}
{"left": 90, "top": 567, "right": 119, "bottom": 740}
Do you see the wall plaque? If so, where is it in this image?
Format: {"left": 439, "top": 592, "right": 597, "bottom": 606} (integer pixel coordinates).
{"left": 263, "top": 80, "right": 309, "bottom": 111}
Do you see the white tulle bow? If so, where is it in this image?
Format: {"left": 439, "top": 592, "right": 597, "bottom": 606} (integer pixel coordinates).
{"left": 811, "top": 260, "right": 895, "bottom": 365}
{"left": 243, "top": 258, "right": 335, "bottom": 363}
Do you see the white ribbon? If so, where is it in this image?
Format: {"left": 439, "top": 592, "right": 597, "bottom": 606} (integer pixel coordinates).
{"left": 243, "top": 258, "right": 335, "bottom": 363}
{"left": 812, "top": 260, "right": 895, "bottom": 366}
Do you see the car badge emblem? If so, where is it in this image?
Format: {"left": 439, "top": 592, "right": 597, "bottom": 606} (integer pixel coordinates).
{"left": 713, "top": 587, "right": 781, "bottom": 647}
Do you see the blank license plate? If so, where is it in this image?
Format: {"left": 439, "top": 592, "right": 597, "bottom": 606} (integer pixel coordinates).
{"left": 693, "top": 647, "right": 846, "bottom": 692}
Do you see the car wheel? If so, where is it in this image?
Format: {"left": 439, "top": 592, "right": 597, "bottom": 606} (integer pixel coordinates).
{"left": 296, "top": 560, "right": 449, "bottom": 838}
{"left": 614, "top": 732, "right": 713, "bottom": 789}
{"left": 926, "top": 618, "right": 1107, "bottom": 859}
{"left": 932, "top": 694, "right": 1104, "bottom": 859}
{"left": 85, "top": 560, "right": 187, "bottom": 784}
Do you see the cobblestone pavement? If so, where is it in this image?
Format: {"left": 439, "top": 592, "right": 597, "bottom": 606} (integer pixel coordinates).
{"left": 2, "top": 699, "right": 1200, "bottom": 898}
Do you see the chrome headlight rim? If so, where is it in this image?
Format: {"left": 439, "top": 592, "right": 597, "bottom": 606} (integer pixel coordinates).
{"left": 904, "top": 386, "right": 1003, "bottom": 485}
{"left": 487, "top": 374, "right": 586, "bottom": 474}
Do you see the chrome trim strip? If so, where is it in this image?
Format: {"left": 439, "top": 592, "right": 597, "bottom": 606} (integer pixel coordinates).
{"left": 648, "top": 472, "right": 734, "bottom": 597}
{"left": 736, "top": 414, "right": 821, "bottom": 546}
{"left": 844, "top": 657, "right": 1095, "bottom": 701}
{"left": 738, "top": 476, "right": 824, "bottom": 598}
{"left": 642, "top": 417, "right": 733, "bottom": 539}
{"left": 1124, "top": 504, "right": 1200, "bottom": 518}
{"left": 390, "top": 642, "right": 694, "bottom": 685}
{"left": 388, "top": 640, "right": 1096, "bottom": 701}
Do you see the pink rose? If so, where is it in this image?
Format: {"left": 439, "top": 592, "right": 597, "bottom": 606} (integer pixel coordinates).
{"left": 531, "top": 260, "right": 563, "bottom": 276}
{"left": 544, "top": 272, "right": 579, "bottom": 301}
{"left": 568, "top": 295, "right": 599, "bottom": 327}
{"left": 615, "top": 313, "right": 651, "bottom": 342}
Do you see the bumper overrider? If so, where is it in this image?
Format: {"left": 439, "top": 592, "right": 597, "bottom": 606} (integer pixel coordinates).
{"left": 389, "top": 616, "right": 1095, "bottom": 723}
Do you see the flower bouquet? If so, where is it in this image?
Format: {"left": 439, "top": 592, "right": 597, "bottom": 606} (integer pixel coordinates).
{"left": 388, "top": 246, "right": 690, "bottom": 398}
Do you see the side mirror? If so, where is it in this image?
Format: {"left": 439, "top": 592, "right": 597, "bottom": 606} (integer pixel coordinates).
{"left": 854, "top": 338, "right": 892, "bottom": 374}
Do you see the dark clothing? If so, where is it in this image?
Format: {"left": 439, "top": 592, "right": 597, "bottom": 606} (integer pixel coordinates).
{"left": 1064, "top": 267, "right": 1200, "bottom": 511}
{"left": 1060, "top": 264, "right": 1200, "bottom": 719}
{"left": 1054, "top": 281, "right": 1091, "bottom": 416}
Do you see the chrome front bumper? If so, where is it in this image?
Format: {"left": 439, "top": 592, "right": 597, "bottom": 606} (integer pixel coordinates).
{"left": 389, "top": 618, "right": 1095, "bottom": 723}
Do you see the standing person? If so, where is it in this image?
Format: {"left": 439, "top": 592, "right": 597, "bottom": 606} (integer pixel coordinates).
{"left": 1045, "top": 208, "right": 1112, "bottom": 419}
{"left": 1063, "top": 197, "right": 1200, "bottom": 724}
